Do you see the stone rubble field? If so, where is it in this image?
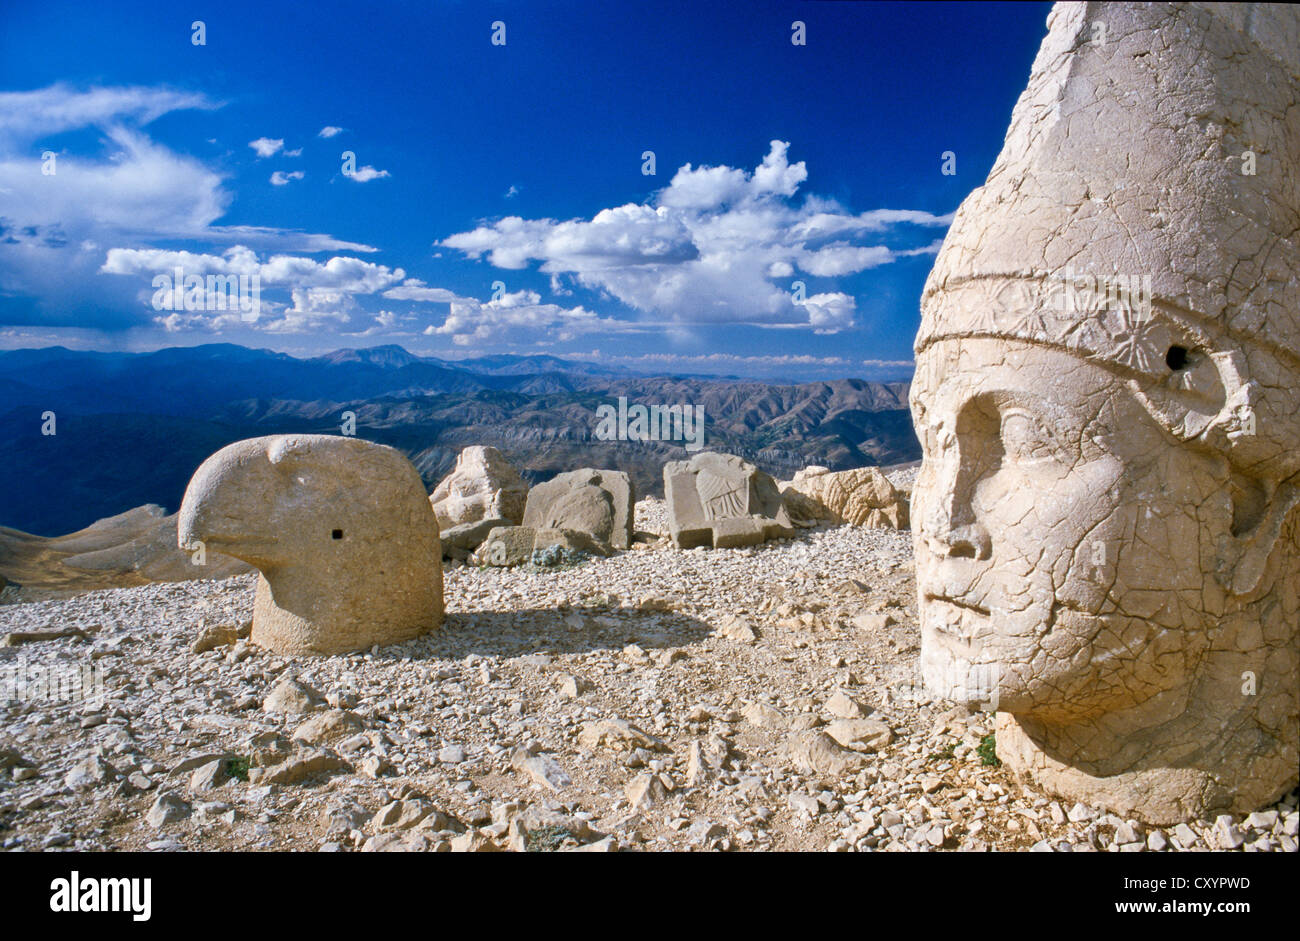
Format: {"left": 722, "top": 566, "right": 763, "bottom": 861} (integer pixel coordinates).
{"left": 1, "top": 495, "right": 1295, "bottom": 853}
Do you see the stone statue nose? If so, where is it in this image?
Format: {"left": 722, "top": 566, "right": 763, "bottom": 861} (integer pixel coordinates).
{"left": 923, "top": 493, "right": 991, "bottom": 559}
{"left": 922, "top": 454, "right": 992, "bottom": 561}
{"left": 933, "top": 520, "right": 991, "bottom": 560}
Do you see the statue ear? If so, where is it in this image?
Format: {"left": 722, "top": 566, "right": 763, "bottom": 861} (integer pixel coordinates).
{"left": 1217, "top": 477, "right": 1300, "bottom": 596}
{"left": 1131, "top": 348, "right": 1239, "bottom": 444}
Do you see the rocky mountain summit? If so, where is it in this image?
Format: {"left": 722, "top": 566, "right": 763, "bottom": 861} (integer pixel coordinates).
{"left": 2, "top": 477, "right": 1293, "bottom": 853}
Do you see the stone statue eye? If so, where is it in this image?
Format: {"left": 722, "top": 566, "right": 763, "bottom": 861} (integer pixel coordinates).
{"left": 1000, "top": 410, "right": 1059, "bottom": 463}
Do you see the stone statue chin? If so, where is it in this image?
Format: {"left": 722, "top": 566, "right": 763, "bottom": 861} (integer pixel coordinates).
{"left": 910, "top": 3, "right": 1300, "bottom": 824}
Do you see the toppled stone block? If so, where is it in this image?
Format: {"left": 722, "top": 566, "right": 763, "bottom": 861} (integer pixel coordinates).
{"left": 522, "top": 468, "right": 634, "bottom": 550}
{"left": 473, "top": 525, "right": 537, "bottom": 566}
{"left": 531, "top": 527, "right": 610, "bottom": 558}
{"left": 471, "top": 524, "right": 606, "bottom": 567}
{"left": 663, "top": 452, "right": 793, "bottom": 549}
{"left": 780, "top": 465, "right": 909, "bottom": 529}
{"left": 429, "top": 446, "right": 528, "bottom": 531}
{"left": 439, "top": 516, "right": 512, "bottom": 559}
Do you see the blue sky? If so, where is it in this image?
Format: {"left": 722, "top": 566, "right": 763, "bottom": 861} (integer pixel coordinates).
{"left": 0, "top": 0, "right": 1051, "bottom": 380}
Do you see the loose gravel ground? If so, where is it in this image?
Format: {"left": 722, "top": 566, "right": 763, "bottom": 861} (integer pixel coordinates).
{"left": 1, "top": 497, "right": 1294, "bottom": 853}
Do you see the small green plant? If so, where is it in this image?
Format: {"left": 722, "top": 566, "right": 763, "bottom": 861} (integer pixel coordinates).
{"left": 928, "top": 742, "right": 956, "bottom": 763}
{"left": 977, "top": 733, "right": 1000, "bottom": 768}
{"left": 528, "top": 545, "right": 588, "bottom": 570}
{"left": 525, "top": 824, "right": 572, "bottom": 852}
{"left": 225, "top": 756, "right": 251, "bottom": 782}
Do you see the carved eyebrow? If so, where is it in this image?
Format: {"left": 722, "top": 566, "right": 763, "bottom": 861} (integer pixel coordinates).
{"left": 997, "top": 408, "right": 1071, "bottom": 463}
{"left": 1000, "top": 406, "right": 1055, "bottom": 434}
{"left": 957, "top": 391, "right": 1081, "bottom": 459}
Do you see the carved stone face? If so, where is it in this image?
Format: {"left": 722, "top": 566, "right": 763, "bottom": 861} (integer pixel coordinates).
{"left": 911, "top": 337, "right": 1234, "bottom": 723}
{"left": 904, "top": 2, "right": 1300, "bottom": 822}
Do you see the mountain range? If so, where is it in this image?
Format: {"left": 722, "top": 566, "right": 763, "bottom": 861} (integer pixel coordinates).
{"left": 0, "top": 343, "right": 919, "bottom": 536}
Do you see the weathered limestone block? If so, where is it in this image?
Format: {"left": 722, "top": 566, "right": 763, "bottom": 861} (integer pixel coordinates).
{"left": 429, "top": 446, "right": 527, "bottom": 531}
{"left": 56, "top": 506, "right": 254, "bottom": 582}
{"left": 911, "top": 2, "right": 1300, "bottom": 824}
{"left": 531, "top": 527, "right": 612, "bottom": 558}
{"left": 522, "top": 469, "right": 633, "bottom": 550}
{"left": 472, "top": 525, "right": 536, "bottom": 567}
{"left": 779, "top": 487, "right": 825, "bottom": 529}
{"left": 440, "top": 516, "right": 512, "bottom": 560}
{"left": 780, "top": 466, "right": 909, "bottom": 529}
{"left": 471, "top": 524, "right": 611, "bottom": 566}
{"left": 178, "top": 435, "right": 444, "bottom": 656}
{"left": 664, "top": 452, "right": 793, "bottom": 548}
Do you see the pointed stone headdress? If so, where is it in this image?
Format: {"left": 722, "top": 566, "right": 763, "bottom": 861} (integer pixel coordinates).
{"left": 917, "top": 2, "right": 1300, "bottom": 486}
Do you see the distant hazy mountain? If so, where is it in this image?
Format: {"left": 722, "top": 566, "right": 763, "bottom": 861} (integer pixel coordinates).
{"left": 0, "top": 344, "right": 918, "bottom": 536}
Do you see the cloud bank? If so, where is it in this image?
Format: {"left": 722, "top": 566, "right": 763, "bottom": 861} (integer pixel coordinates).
{"left": 441, "top": 140, "right": 951, "bottom": 335}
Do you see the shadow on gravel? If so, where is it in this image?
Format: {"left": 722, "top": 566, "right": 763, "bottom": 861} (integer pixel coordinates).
{"left": 387, "top": 606, "right": 713, "bottom": 660}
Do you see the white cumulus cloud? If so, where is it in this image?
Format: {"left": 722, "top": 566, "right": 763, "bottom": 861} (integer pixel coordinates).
{"left": 0, "top": 85, "right": 377, "bottom": 330}
{"left": 100, "top": 245, "right": 407, "bottom": 334}
{"left": 428, "top": 289, "right": 611, "bottom": 346}
{"left": 343, "top": 164, "right": 390, "bottom": 182}
{"left": 249, "top": 137, "right": 284, "bottom": 158}
{"left": 440, "top": 140, "right": 951, "bottom": 334}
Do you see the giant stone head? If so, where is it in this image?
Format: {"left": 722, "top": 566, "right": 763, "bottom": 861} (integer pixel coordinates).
{"left": 911, "top": 2, "right": 1299, "bottom": 823}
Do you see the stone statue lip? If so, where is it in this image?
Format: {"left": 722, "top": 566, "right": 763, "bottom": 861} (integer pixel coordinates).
{"left": 925, "top": 593, "right": 1093, "bottom": 624}
{"left": 923, "top": 593, "right": 990, "bottom": 617}
{"left": 924, "top": 596, "right": 991, "bottom": 651}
